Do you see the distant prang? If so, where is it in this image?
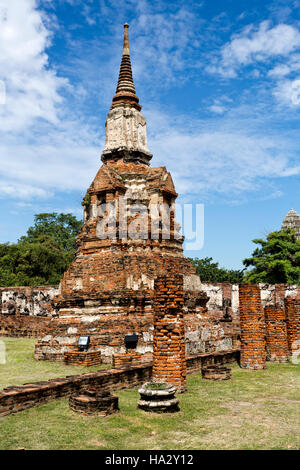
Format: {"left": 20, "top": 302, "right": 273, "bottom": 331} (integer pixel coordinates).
{"left": 281, "top": 209, "right": 300, "bottom": 240}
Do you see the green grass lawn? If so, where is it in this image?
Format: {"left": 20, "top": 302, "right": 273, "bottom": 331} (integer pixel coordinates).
{"left": 0, "top": 337, "right": 299, "bottom": 450}
{"left": 0, "top": 336, "right": 109, "bottom": 389}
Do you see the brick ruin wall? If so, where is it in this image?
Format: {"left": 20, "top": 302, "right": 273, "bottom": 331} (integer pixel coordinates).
{"left": 284, "top": 298, "right": 300, "bottom": 357}
{"left": 264, "top": 304, "right": 289, "bottom": 362}
{"left": 0, "top": 286, "right": 58, "bottom": 337}
{"left": 0, "top": 283, "right": 299, "bottom": 362}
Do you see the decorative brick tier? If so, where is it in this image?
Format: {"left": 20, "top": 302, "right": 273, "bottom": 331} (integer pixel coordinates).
{"left": 69, "top": 387, "right": 119, "bottom": 416}
{"left": 112, "top": 352, "right": 141, "bottom": 369}
{"left": 239, "top": 283, "right": 266, "bottom": 370}
{"left": 152, "top": 275, "right": 186, "bottom": 393}
{"left": 0, "top": 349, "right": 239, "bottom": 416}
{"left": 284, "top": 298, "right": 300, "bottom": 358}
{"left": 264, "top": 304, "right": 289, "bottom": 362}
{"left": 201, "top": 366, "right": 232, "bottom": 381}
{"left": 64, "top": 350, "right": 101, "bottom": 367}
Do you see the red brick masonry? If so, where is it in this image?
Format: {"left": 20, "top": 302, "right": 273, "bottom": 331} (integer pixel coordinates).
{"left": 152, "top": 275, "right": 186, "bottom": 392}
{"left": 112, "top": 352, "right": 142, "bottom": 368}
{"left": 264, "top": 304, "right": 289, "bottom": 362}
{"left": 239, "top": 283, "right": 266, "bottom": 370}
{"left": 64, "top": 350, "right": 102, "bottom": 367}
{"left": 284, "top": 298, "right": 300, "bottom": 357}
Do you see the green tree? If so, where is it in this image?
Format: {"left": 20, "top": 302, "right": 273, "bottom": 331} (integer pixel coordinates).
{"left": 20, "top": 212, "right": 82, "bottom": 253}
{"left": 190, "top": 257, "right": 245, "bottom": 283}
{"left": 243, "top": 229, "right": 300, "bottom": 284}
{"left": 0, "top": 213, "right": 83, "bottom": 287}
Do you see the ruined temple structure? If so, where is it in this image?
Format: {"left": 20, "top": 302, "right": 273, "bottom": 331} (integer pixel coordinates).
{"left": 34, "top": 24, "right": 211, "bottom": 363}
{"left": 282, "top": 209, "right": 300, "bottom": 240}
{"left": 31, "top": 26, "right": 300, "bottom": 365}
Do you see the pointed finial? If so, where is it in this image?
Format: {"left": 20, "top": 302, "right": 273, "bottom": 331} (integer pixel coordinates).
{"left": 111, "top": 23, "right": 141, "bottom": 111}
{"left": 123, "top": 23, "right": 130, "bottom": 55}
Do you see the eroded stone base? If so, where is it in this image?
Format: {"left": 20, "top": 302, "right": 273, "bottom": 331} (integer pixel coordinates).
{"left": 138, "top": 382, "right": 179, "bottom": 413}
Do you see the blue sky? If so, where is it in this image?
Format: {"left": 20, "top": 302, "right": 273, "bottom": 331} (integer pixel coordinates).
{"left": 0, "top": 0, "right": 299, "bottom": 269}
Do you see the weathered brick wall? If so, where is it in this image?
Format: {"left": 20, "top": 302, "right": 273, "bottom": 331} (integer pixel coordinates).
{"left": 1, "top": 283, "right": 299, "bottom": 361}
{"left": 1, "top": 283, "right": 299, "bottom": 321}
{"left": 284, "top": 298, "right": 300, "bottom": 358}
{"left": 264, "top": 304, "right": 289, "bottom": 362}
{"left": 187, "top": 283, "right": 240, "bottom": 356}
{"left": 34, "top": 290, "right": 155, "bottom": 363}
{"left": 0, "top": 286, "right": 58, "bottom": 338}
{"left": 152, "top": 275, "right": 186, "bottom": 392}
{"left": 239, "top": 283, "right": 266, "bottom": 370}
{"left": 0, "top": 315, "right": 52, "bottom": 338}
{"left": 0, "top": 286, "right": 58, "bottom": 317}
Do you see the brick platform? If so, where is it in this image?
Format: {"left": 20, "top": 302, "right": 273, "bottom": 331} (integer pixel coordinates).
{"left": 69, "top": 388, "right": 119, "bottom": 416}
{"left": 64, "top": 350, "right": 101, "bottom": 367}
{"left": 239, "top": 283, "right": 266, "bottom": 370}
{"left": 112, "top": 352, "right": 142, "bottom": 368}
{"left": 152, "top": 275, "right": 186, "bottom": 392}
{"left": 264, "top": 304, "right": 289, "bottom": 362}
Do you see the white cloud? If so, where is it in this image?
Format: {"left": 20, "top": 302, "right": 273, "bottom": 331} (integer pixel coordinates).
{"left": 0, "top": 0, "right": 101, "bottom": 201}
{"left": 146, "top": 108, "right": 300, "bottom": 199}
{"left": 268, "top": 63, "right": 291, "bottom": 77}
{"left": 209, "top": 104, "right": 226, "bottom": 114}
{"left": 209, "top": 21, "right": 300, "bottom": 77}
{"left": 274, "top": 78, "right": 300, "bottom": 106}
{"left": 0, "top": 181, "right": 52, "bottom": 200}
{"left": 0, "top": 0, "right": 299, "bottom": 208}
{"left": 0, "top": 0, "right": 67, "bottom": 132}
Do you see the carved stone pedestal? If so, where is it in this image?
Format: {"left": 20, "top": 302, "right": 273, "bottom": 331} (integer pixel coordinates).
{"left": 138, "top": 382, "right": 179, "bottom": 413}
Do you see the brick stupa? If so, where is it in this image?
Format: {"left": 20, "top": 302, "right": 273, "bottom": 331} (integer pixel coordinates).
{"left": 34, "top": 24, "right": 200, "bottom": 363}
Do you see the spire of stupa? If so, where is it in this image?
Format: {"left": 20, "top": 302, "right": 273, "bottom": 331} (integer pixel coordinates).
{"left": 111, "top": 23, "right": 141, "bottom": 111}
{"left": 101, "top": 23, "right": 152, "bottom": 165}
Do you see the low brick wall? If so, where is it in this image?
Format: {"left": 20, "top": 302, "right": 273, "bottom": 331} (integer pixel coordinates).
{"left": 0, "top": 349, "right": 239, "bottom": 417}
{"left": 186, "top": 349, "right": 239, "bottom": 374}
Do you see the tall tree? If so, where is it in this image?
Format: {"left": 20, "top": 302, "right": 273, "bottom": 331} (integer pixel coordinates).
{"left": 243, "top": 229, "right": 300, "bottom": 284}
{"left": 20, "top": 213, "right": 83, "bottom": 253}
